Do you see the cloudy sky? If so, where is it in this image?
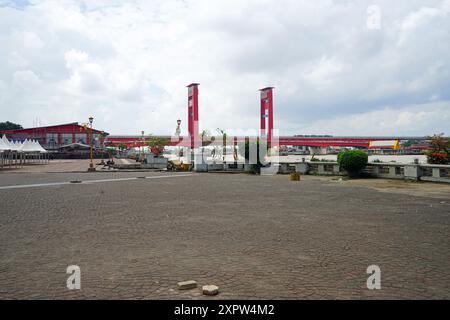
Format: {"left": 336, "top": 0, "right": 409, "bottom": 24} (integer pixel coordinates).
{"left": 0, "top": 0, "right": 449, "bottom": 136}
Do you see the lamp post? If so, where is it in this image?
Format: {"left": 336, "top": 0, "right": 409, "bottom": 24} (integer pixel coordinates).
{"left": 100, "top": 130, "right": 105, "bottom": 165}
{"left": 141, "top": 130, "right": 145, "bottom": 163}
{"left": 88, "top": 116, "right": 95, "bottom": 172}
{"left": 175, "top": 119, "right": 181, "bottom": 161}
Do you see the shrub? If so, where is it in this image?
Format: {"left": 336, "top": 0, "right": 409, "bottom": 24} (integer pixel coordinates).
{"left": 427, "top": 152, "right": 449, "bottom": 165}
{"left": 146, "top": 137, "right": 169, "bottom": 157}
{"left": 338, "top": 150, "right": 368, "bottom": 177}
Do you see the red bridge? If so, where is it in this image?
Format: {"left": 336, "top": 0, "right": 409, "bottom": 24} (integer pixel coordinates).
{"left": 105, "top": 84, "right": 428, "bottom": 149}
{"left": 105, "top": 135, "right": 427, "bottom": 149}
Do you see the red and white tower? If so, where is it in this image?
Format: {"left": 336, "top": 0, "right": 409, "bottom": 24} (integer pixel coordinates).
{"left": 187, "top": 83, "right": 200, "bottom": 161}
{"left": 260, "top": 87, "right": 274, "bottom": 148}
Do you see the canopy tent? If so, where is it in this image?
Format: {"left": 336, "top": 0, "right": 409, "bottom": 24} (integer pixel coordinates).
{"left": 60, "top": 142, "right": 91, "bottom": 150}
{"left": 0, "top": 136, "right": 49, "bottom": 169}
{"left": 0, "top": 137, "right": 10, "bottom": 151}
{"left": 10, "top": 141, "right": 22, "bottom": 151}
{"left": 33, "top": 140, "right": 48, "bottom": 153}
{"left": 1, "top": 135, "right": 17, "bottom": 168}
{"left": 2, "top": 135, "right": 14, "bottom": 150}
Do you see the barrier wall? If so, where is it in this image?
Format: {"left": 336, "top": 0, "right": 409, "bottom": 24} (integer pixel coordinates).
{"left": 291, "top": 161, "right": 450, "bottom": 184}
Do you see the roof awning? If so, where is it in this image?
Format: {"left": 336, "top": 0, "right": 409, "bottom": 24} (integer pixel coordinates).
{"left": 60, "top": 142, "right": 91, "bottom": 149}
{"left": 369, "top": 140, "right": 401, "bottom": 150}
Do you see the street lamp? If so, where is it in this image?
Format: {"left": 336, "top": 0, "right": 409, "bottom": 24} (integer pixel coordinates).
{"left": 175, "top": 119, "right": 182, "bottom": 160}
{"left": 88, "top": 116, "right": 95, "bottom": 172}
{"left": 100, "top": 130, "right": 105, "bottom": 165}
{"left": 141, "top": 130, "right": 145, "bottom": 163}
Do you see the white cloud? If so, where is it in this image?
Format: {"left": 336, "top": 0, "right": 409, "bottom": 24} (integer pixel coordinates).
{"left": 299, "top": 101, "right": 450, "bottom": 136}
{"left": 304, "top": 56, "right": 345, "bottom": 89}
{"left": 12, "top": 70, "right": 42, "bottom": 89}
{"left": 0, "top": 0, "right": 449, "bottom": 136}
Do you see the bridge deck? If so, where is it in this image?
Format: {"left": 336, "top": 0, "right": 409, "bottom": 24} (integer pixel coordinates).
{"left": 105, "top": 136, "right": 428, "bottom": 148}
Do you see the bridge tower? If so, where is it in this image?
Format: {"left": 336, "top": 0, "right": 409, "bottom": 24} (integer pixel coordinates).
{"left": 187, "top": 83, "right": 200, "bottom": 162}
{"left": 260, "top": 87, "right": 274, "bottom": 148}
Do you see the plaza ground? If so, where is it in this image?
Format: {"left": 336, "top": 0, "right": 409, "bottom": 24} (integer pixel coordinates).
{"left": 0, "top": 162, "right": 449, "bottom": 299}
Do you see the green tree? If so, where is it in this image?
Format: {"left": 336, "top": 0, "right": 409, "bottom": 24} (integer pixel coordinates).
{"left": 338, "top": 150, "right": 368, "bottom": 177}
{"left": 146, "top": 136, "right": 169, "bottom": 157}
{"left": 401, "top": 140, "right": 419, "bottom": 148}
{"left": 200, "top": 130, "right": 211, "bottom": 161}
{"left": 216, "top": 128, "right": 227, "bottom": 163}
{"left": 0, "top": 121, "right": 23, "bottom": 131}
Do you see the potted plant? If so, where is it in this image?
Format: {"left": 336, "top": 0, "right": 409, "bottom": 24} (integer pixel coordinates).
{"left": 146, "top": 136, "right": 170, "bottom": 169}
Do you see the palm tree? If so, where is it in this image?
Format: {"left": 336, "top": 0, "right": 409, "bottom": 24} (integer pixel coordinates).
{"left": 200, "top": 130, "right": 211, "bottom": 162}
{"left": 216, "top": 128, "right": 227, "bottom": 163}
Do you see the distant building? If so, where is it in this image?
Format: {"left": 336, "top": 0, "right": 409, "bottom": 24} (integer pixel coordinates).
{"left": 0, "top": 122, "right": 109, "bottom": 151}
{"left": 369, "top": 140, "right": 401, "bottom": 150}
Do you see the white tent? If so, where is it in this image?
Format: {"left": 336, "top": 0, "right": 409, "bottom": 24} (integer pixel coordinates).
{"left": 33, "top": 140, "right": 48, "bottom": 153}
{"left": 0, "top": 136, "right": 49, "bottom": 169}
{"left": 19, "top": 139, "right": 36, "bottom": 152}
{"left": 2, "top": 135, "right": 12, "bottom": 149}
{"left": 1, "top": 135, "right": 17, "bottom": 168}
{"left": 0, "top": 137, "right": 10, "bottom": 151}
{"left": 13, "top": 140, "right": 22, "bottom": 151}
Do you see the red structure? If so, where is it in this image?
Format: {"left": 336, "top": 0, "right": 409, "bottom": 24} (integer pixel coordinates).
{"left": 187, "top": 83, "right": 200, "bottom": 149}
{"left": 104, "top": 84, "right": 429, "bottom": 149}
{"left": 260, "top": 87, "right": 274, "bottom": 148}
{"left": 0, "top": 122, "right": 108, "bottom": 150}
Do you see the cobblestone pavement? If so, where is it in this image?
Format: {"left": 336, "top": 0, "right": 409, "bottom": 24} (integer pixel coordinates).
{"left": 0, "top": 159, "right": 104, "bottom": 174}
{"left": 0, "top": 172, "right": 449, "bottom": 299}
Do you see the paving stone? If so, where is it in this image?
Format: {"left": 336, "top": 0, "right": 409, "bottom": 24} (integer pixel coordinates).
{"left": 202, "top": 285, "right": 219, "bottom": 296}
{"left": 0, "top": 171, "right": 449, "bottom": 299}
{"left": 177, "top": 280, "right": 197, "bottom": 290}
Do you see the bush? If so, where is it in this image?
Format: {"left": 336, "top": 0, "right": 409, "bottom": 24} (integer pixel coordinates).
{"left": 427, "top": 152, "right": 449, "bottom": 165}
{"left": 146, "top": 137, "right": 169, "bottom": 157}
{"left": 338, "top": 150, "right": 368, "bottom": 177}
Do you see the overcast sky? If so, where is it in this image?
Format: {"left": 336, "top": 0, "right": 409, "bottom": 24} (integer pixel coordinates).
{"left": 0, "top": 0, "right": 449, "bottom": 136}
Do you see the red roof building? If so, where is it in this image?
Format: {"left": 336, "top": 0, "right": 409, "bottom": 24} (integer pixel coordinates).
{"left": 0, "top": 122, "right": 109, "bottom": 150}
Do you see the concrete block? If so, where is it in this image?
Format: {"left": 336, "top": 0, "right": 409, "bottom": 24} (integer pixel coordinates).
{"left": 279, "top": 163, "right": 289, "bottom": 173}
{"left": 318, "top": 164, "right": 325, "bottom": 174}
{"left": 333, "top": 164, "right": 341, "bottom": 174}
{"left": 432, "top": 168, "right": 441, "bottom": 178}
{"left": 208, "top": 163, "right": 224, "bottom": 171}
{"left": 177, "top": 280, "right": 197, "bottom": 290}
{"left": 404, "top": 165, "right": 420, "bottom": 180}
{"left": 388, "top": 166, "right": 397, "bottom": 178}
{"left": 261, "top": 165, "right": 279, "bottom": 176}
{"left": 295, "top": 162, "right": 309, "bottom": 174}
{"left": 194, "top": 163, "right": 208, "bottom": 172}
{"left": 202, "top": 285, "right": 219, "bottom": 296}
